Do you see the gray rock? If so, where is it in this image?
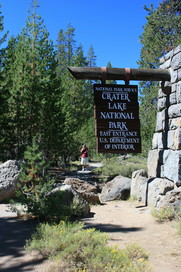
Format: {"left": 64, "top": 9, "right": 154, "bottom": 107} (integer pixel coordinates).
{"left": 178, "top": 69, "right": 181, "bottom": 81}
{"left": 156, "top": 109, "right": 166, "bottom": 132}
{"left": 63, "top": 177, "right": 101, "bottom": 204}
{"left": 168, "top": 103, "right": 181, "bottom": 118}
{"left": 173, "top": 44, "right": 181, "bottom": 55}
{"left": 100, "top": 175, "right": 131, "bottom": 202}
{"left": 157, "top": 97, "right": 167, "bottom": 111}
{"left": 152, "top": 132, "right": 167, "bottom": 149}
{"left": 50, "top": 184, "right": 90, "bottom": 217}
{"left": 147, "top": 178, "right": 174, "bottom": 207}
{"left": 147, "top": 149, "right": 163, "bottom": 178}
{"left": 158, "top": 187, "right": 181, "bottom": 210}
{"left": 0, "top": 160, "right": 21, "bottom": 202}
{"left": 158, "top": 88, "right": 167, "bottom": 98}
{"left": 171, "top": 53, "right": 181, "bottom": 70}
{"left": 162, "top": 150, "right": 181, "bottom": 185}
{"left": 176, "top": 82, "right": 181, "bottom": 103}
{"left": 169, "top": 117, "right": 181, "bottom": 130}
{"left": 169, "top": 92, "right": 176, "bottom": 105}
{"left": 167, "top": 128, "right": 181, "bottom": 150}
{"left": 159, "top": 58, "right": 171, "bottom": 69}
{"left": 131, "top": 169, "right": 148, "bottom": 201}
{"left": 171, "top": 69, "right": 178, "bottom": 83}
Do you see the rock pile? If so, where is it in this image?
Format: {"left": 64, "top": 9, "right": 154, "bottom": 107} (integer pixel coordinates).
{"left": 132, "top": 44, "right": 181, "bottom": 209}
{"left": 148, "top": 44, "right": 181, "bottom": 186}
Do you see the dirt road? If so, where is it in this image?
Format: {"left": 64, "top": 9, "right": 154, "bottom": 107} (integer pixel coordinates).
{"left": 81, "top": 200, "right": 181, "bottom": 272}
{"left": 0, "top": 198, "right": 181, "bottom": 271}
{"left": 0, "top": 204, "right": 51, "bottom": 272}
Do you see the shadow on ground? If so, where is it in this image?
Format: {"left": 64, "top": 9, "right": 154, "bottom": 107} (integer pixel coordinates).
{"left": 83, "top": 222, "right": 144, "bottom": 233}
{"left": 0, "top": 216, "right": 46, "bottom": 272}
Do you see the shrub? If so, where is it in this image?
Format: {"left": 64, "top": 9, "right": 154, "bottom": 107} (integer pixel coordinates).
{"left": 14, "top": 138, "right": 78, "bottom": 222}
{"left": 151, "top": 206, "right": 181, "bottom": 223}
{"left": 93, "top": 156, "right": 147, "bottom": 179}
{"left": 25, "top": 221, "right": 151, "bottom": 272}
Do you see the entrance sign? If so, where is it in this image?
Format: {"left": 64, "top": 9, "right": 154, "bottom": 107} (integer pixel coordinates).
{"left": 94, "top": 84, "right": 141, "bottom": 153}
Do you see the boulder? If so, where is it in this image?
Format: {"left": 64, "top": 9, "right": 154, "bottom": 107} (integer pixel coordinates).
{"left": 0, "top": 160, "right": 21, "bottom": 202}
{"left": 157, "top": 187, "right": 181, "bottom": 210}
{"left": 131, "top": 169, "right": 148, "bottom": 202}
{"left": 63, "top": 177, "right": 101, "bottom": 204}
{"left": 100, "top": 175, "right": 131, "bottom": 202}
{"left": 49, "top": 184, "right": 90, "bottom": 217}
{"left": 147, "top": 149, "right": 163, "bottom": 178}
{"left": 147, "top": 178, "right": 174, "bottom": 207}
{"left": 162, "top": 150, "right": 181, "bottom": 185}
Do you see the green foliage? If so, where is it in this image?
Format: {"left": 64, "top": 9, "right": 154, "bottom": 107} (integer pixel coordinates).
{"left": 25, "top": 221, "right": 150, "bottom": 272}
{"left": 15, "top": 138, "right": 89, "bottom": 222}
{"left": 0, "top": 0, "right": 63, "bottom": 160}
{"left": 56, "top": 24, "right": 96, "bottom": 163}
{"left": 151, "top": 206, "right": 181, "bottom": 223}
{"left": 16, "top": 138, "right": 56, "bottom": 220}
{"left": 94, "top": 156, "right": 147, "bottom": 179}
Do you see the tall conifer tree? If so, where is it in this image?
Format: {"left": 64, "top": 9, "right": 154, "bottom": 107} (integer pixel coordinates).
{"left": 2, "top": 0, "right": 61, "bottom": 160}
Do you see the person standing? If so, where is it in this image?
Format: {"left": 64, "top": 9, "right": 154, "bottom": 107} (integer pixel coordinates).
{"left": 80, "top": 144, "right": 89, "bottom": 171}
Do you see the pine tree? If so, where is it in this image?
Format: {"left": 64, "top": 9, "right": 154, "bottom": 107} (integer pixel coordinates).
{"left": 2, "top": 0, "right": 62, "bottom": 160}
{"left": 56, "top": 25, "right": 96, "bottom": 163}
{"left": 87, "top": 45, "right": 96, "bottom": 67}
{"left": 0, "top": 5, "right": 10, "bottom": 160}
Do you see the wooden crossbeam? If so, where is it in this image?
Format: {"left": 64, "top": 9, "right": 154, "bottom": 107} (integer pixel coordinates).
{"left": 67, "top": 66, "right": 171, "bottom": 82}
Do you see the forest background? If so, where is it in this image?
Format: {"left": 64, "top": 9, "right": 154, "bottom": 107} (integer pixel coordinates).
{"left": 0, "top": 0, "right": 180, "bottom": 165}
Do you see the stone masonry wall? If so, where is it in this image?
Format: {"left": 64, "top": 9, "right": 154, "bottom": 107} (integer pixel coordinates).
{"left": 147, "top": 44, "right": 181, "bottom": 186}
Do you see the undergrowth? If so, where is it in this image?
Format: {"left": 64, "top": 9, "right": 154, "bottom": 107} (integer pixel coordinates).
{"left": 25, "top": 221, "right": 151, "bottom": 272}
{"left": 93, "top": 156, "right": 147, "bottom": 179}
{"left": 151, "top": 206, "right": 181, "bottom": 223}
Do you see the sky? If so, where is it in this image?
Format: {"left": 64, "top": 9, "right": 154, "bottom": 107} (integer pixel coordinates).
{"left": 1, "top": 0, "right": 161, "bottom": 70}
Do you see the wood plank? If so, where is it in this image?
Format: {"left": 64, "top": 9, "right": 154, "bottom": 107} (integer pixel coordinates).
{"left": 68, "top": 67, "right": 171, "bottom": 81}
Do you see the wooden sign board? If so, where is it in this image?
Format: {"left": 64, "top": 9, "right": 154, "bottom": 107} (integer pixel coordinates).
{"left": 94, "top": 84, "right": 141, "bottom": 153}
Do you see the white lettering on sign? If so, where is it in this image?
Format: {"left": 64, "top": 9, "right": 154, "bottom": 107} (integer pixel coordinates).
{"left": 108, "top": 102, "right": 127, "bottom": 110}
{"left": 102, "top": 92, "right": 130, "bottom": 102}
{"left": 110, "top": 137, "right": 140, "bottom": 143}
{"left": 112, "top": 131, "right": 137, "bottom": 137}
{"left": 99, "top": 138, "right": 108, "bottom": 143}
{"left": 99, "top": 131, "right": 111, "bottom": 136}
{"left": 95, "top": 86, "right": 137, "bottom": 93}
{"left": 114, "top": 87, "right": 137, "bottom": 92}
{"left": 111, "top": 144, "right": 135, "bottom": 150}
{"left": 95, "top": 87, "right": 112, "bottom": 91}
{"left": 108, "top": 122, "right": 128, "bottom": 130}
{"left": 100, "top": 112, "right": 134, "bottom": 119}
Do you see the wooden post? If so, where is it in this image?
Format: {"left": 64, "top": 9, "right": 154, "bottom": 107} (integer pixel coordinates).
{"left": 67, "top": 66, "right": 171, "bottom": 82}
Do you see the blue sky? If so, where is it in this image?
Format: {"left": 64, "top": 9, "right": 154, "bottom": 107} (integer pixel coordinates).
{"left": 1, "top": 0, "right": 160, "bottom": 69}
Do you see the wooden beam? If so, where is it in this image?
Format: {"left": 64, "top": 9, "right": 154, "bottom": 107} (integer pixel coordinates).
{"left": 67, "top": 66, "right": 171, "bottom": 82}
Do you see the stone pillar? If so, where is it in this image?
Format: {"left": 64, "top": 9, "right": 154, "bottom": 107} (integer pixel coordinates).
{"left": 147, "top": 44, "right": 181, "bottom": 186}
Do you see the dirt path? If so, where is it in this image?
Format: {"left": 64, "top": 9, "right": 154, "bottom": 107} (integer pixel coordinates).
{"left": 1, "top": 160, "right": 181, "bottom": 272}
{"left": 0, "top": 201, "right": 181, "bottom": 271}
{"left": 81, "top": 200, "right": 181, "bottom": 272}
{"left": 0, "top": 204, "right": 51, "bottom": 272}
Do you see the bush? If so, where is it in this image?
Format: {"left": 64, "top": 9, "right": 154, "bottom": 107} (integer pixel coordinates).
{"left": 14, "top": 138, "right": 79, "bottom": 222}
{"left": 25, "top": 221, "right": 151, "bottom": 272}
{"left": 93, "top": 156, "right": 147, "bottom": 179}
{"left": 151, "top": 206, "right": 181, "bottom": 223}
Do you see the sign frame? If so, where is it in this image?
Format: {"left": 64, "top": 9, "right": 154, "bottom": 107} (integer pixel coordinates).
{"left": 94, "top": 84, "right": 141, "bottom": 154}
